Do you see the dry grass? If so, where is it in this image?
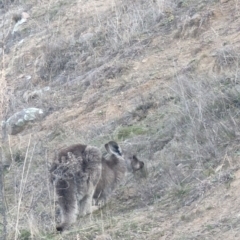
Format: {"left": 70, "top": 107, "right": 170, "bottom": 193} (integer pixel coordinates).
{"left": 159, "top": 73, "right": 240, "bottom": 184}
{"left": 37, "top": 0, "right": 175, "bottom": 84}
{"left": 2, "top": 0, "right": 240, "bottom": 239}
{"left": 4, "top": 0, "right": 178, "bottom": 117}
{"left": 214, "top": 45, "right": 240, "bottom": 71}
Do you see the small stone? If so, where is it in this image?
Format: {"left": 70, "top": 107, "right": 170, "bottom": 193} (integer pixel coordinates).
{"left": 22, "top": 12, "right": 30, "bottom": 19}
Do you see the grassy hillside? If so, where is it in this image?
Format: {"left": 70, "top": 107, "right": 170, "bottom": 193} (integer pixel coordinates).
{"left": 1, "top": 0, "right": 240, "bottom": 239}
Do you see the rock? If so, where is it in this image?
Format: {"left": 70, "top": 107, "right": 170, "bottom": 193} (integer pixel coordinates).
{"left": 2, "top": 108, "right": 44, "bottom": 135}
{"left": 12, "top": 12, "right": 29, "bottom": 23}
{"left": 22, "top": 12, "right": 30, "bottom": 20}
{"left": 12, "top": 18, "right": 27, "bottom": 34}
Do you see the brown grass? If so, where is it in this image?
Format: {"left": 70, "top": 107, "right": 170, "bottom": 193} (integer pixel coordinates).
{"left": 2, "top": 0, "right": 240, "bottom": 239}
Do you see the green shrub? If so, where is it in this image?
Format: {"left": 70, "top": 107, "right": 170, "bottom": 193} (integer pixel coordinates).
{"left": 117, "top": 125, "right": 147, "bottom": 140}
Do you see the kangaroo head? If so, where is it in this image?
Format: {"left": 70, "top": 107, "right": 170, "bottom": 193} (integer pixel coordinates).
{"left": 130, "top": 155, "right": 144, "bottom": 172}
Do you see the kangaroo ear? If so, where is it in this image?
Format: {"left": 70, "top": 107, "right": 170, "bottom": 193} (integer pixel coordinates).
{"left": 105, "top": 141, "right": 122, "bottom": 156}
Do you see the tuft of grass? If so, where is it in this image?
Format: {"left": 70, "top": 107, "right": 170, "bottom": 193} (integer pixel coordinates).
{"left": 38, "top": 40, "right": 79, "bottom": 81}
{"left": 19, "top": 229, "right": 31, "bottom": 240}
{"left": 171, "top": 184, "right": 191, "bottom": 199}
{"left": 214, "top": 45, "right": 240, "bottom": 70}
{"left": 117, "top": 125, "right": 147, "bottom": 140}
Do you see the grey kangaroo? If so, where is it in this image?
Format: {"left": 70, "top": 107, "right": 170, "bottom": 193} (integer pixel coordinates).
{"left": 50, "top": 141, "right": 144, "bottom": 232}
{"left": 50, "top": 144, "right": 102, "bottom": 232}
{"left": 93, "top": 142, "right": 144, "bottom": 207}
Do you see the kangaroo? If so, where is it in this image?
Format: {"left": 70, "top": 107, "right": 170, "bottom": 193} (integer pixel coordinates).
{"left": 93, "top": 142, "right": 144, "bottom": 207}
{"left": 50, "top": 141, "right": 144, "bottom": 232}
{"left": 50, "top": 144, "right": 102, "bottom": 232}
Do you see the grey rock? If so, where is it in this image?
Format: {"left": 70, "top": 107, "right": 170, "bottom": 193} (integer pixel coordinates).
{"left": 3, "top": 108, "right": 44, "bottom": 135}
{"left": 12, "top": 18, "right": 27, "bottom": 34}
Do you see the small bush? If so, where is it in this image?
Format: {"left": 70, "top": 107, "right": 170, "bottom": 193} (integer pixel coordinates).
{"left": 19, "top": 229, "right": 31, "bottom": 240}
{"left": 164, "top": 74, "right": 240, "bottom": 184}
{"left": 214, "top": 45, "right": 240, "bottom": 71}
{"left": 117, "top": 125, "right": 147, "bottom": 140}
{"left": 38, "top": 40, "right": 79, "bottom": 81}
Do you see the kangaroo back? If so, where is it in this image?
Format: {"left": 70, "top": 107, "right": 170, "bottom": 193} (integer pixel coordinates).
{"left": 50, "top": 144, "right": 102, "bottom": 232}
